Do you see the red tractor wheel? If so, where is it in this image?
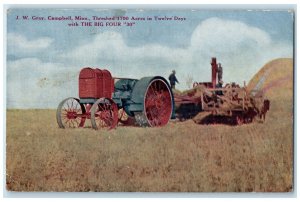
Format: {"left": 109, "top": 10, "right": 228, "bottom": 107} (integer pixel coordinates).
{"left": 90, "top": 98, "right": 118, "bottom": 130}
{"left": 56, "top": 97, "right": 86, "bottom": 128}
{"left": 135, "top": 78, "right": 173, "bottom": 127}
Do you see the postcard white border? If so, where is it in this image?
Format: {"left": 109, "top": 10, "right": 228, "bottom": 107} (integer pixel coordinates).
{"left": 0, "top": 1, "right": 299, "bottom": 201}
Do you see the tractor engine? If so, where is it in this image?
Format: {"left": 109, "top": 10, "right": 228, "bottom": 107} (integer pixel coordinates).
{"left": 78, "top": 67, "right": 114, "bottom": 103}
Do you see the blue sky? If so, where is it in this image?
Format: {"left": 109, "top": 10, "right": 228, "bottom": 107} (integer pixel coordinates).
{"left": 6, "top": 8, "right": 294, "bottom": 108}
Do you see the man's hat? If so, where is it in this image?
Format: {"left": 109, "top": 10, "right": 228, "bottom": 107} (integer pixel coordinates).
{"left": 172, "top": 70, "right": 176, "bottom": 73}
{"left": 218, "top": 63, "right": 222, "bottom": 66}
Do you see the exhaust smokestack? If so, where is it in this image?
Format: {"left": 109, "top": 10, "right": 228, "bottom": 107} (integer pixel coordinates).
{"left": 211, "top": 57, "right": 217, "bottom": 88}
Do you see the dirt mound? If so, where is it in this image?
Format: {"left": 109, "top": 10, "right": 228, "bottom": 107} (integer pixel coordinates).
{"left": 247, "top": 58, "right": 293, "bottom": 100}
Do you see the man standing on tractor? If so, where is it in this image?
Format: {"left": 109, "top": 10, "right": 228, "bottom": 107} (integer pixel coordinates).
{"left": 218, "top": 63, "right": 223, "bottom": 82}
{"left": 168, "top": 70, "right": 179, "bottom": 89}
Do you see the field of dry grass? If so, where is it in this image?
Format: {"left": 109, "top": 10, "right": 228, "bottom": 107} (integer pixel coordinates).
{"left": 6, "top": 58, "right": 293, "bottom": 192}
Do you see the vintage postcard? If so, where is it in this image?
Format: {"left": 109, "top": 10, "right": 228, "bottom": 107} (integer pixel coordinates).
{"left": 5, "top": 6, "right": 294, "bottom": 192}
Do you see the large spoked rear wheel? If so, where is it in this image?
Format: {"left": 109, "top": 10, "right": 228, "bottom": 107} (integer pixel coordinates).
{"left": 135, "top": 79, "right": 173, "bottom": 127}
{"left": 91, "top": 98, "right": 118, "bottom": 130}
{"left": 56, "top": 97, "right": 86, "bottom": 128}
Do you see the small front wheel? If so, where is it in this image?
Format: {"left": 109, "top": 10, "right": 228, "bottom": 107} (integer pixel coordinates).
{"left": 56, "top": 97, "right": 86, "bottom": 128}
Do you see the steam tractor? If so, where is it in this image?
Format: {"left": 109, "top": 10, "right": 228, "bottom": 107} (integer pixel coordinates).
{"left": 56, "top": 58, "right": 270, "bottom": 130}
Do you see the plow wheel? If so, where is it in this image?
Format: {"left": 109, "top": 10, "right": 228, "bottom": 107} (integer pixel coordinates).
{"left": 135, "top": 78, "right": 173, "bottom": 127}
{"left": 91, "top": 98, "right": 118, "bottom": 130}
{"left": 56, "top": 97, "right": 86, "bottom": 128}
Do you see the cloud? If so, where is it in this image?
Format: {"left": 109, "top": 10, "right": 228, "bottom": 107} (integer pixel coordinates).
{"left": 7, "top": 17, "right": 293, "bottom": 108}
{"left": 7, "top": 58, "right": 78, "bottom": 109}
{"left": 188, "top": 18, "right": 292, "bottom": 84}
{"left": 190, "top": 17, "right": 272, "bottom": 53}
{"left": 7, "top": 33, "right": 53, "bottom": 55}
{"left": 61, "top": 17, "right": 292, "bottom": 89}
{"left": 61, "top": 31, "right": 189, "bottom": 79}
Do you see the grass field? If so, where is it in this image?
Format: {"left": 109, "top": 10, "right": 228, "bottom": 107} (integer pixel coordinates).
{"left": 6, "top": 58, "right": 293, "bottom": 192}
